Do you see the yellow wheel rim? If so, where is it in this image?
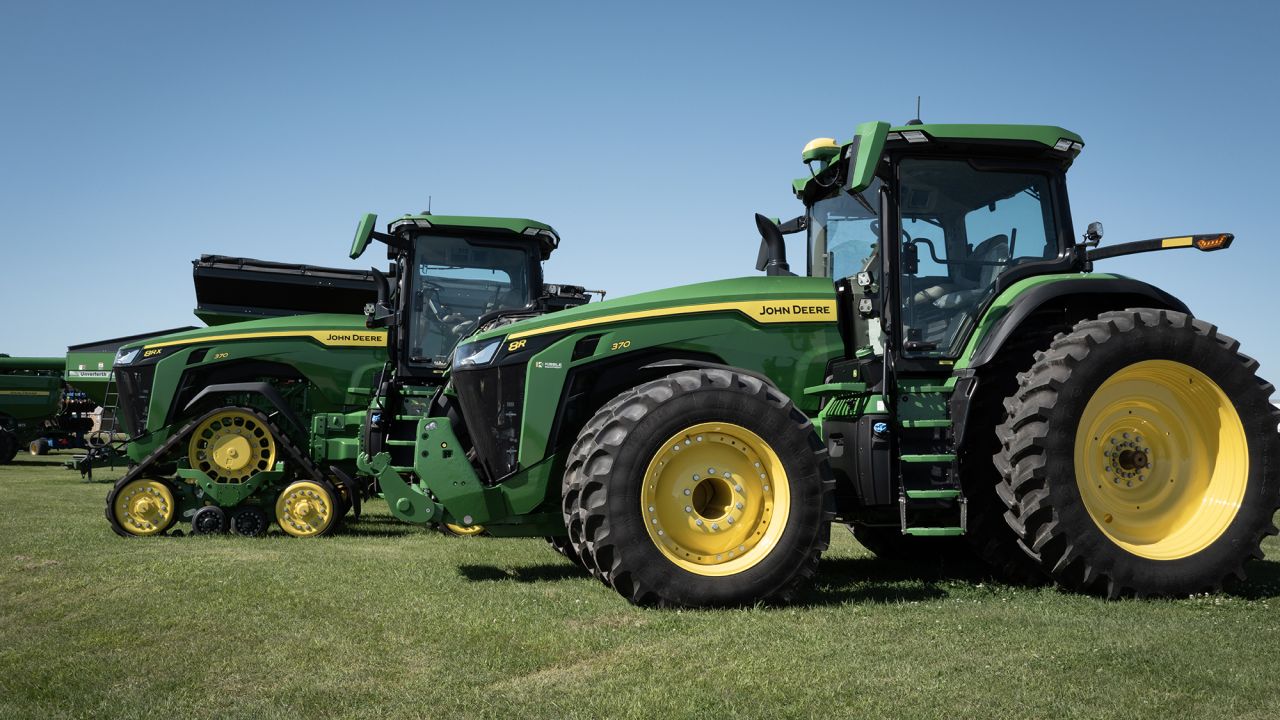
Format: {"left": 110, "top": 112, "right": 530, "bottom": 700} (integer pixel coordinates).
{"left": 640, "top": 422, "right": 790, "bottom": 576}
{"left": 444, "top": 523, "right": 486, "bottom": 537}
{"left": 275, "top": 481, "right": 336, "bottom": 538}
{"left": 113, "top": 479, "right": 176, "bottom": 536}
{"left": 1074, "top": 359, "right": 1248, "bottom": 560}
{"left": 188, "top": 410, "right": 277, "bottom": 484}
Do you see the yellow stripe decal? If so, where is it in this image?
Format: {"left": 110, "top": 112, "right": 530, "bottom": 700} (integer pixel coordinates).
{"left": 0, "top": 390, "right": 52, "bottom": 397}
{"left": 144, "top": 330, "right": 387, "bottom": 350}
{"left": 1161, "top": 236, "right": 1193, "bottom": 248}
{"left": 507, "top": 299, "right": 837, "bottom": 340}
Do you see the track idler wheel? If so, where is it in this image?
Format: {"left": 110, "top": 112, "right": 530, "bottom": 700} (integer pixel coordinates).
{"left": 275, "top": 479, "right": 340, "bottom": 538}
{"left": 109, "top": 478, "right": 180, "bottom": 537}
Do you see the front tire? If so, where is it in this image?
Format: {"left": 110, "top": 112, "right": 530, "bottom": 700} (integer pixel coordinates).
{"left": 997, "top": 309, "right": 1280, "bottom": 597}
{"left": 564, "top": 369, "right": 833, "bottom": 607}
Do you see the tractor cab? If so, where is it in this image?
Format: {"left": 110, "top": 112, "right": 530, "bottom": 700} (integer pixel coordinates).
{"left": 785, "top": 123, "right": 1084, "bottom": 372}
{"left": 350, "top": 213, "right": 581, "bottom": 383}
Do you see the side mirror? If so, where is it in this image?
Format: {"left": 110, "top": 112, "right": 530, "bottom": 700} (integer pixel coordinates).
{"left": 902, "top": 240, "right": 919, "bottom": 276}
{"left": 754, "top": 213, "right": 793, "bottom": 276}
{"left": 350, "top": 213, "right": 378, "bottom": 259}
{"left": 1084, "top": 221, "right": 1104, "bottom": 246}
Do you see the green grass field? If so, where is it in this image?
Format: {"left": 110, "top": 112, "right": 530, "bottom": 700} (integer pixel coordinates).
{"left": 2, "top": 453, "right": 1278, "bottom": 719}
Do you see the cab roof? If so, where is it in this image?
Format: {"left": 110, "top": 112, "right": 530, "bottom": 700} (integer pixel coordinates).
{"left": 794, "top": 122, "right": 1086, "bottom": 199}
{"left": 386, "top": 214, "right": 560, "bottom": 258}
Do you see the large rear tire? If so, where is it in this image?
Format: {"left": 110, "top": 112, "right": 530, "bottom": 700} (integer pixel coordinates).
{"left": 997, "top": 309, "right": 1280, "bottom": 597}
{"left": 563, "top": 368, "right": 833, "bottom": 607}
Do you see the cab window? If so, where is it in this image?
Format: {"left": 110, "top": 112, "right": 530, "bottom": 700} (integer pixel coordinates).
{"left": 897, "top": 158, "right": 1059, "bottom": 357}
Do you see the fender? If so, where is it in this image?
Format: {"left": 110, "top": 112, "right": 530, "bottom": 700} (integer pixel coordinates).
{"left": 181, "top": 382, "right": 306, "bottom": 437}
{"left": 639, "top": 358, "right": 782, "bottom": 392}
{"left": 962, "top": 277, "right": 1190, "bottom": 370}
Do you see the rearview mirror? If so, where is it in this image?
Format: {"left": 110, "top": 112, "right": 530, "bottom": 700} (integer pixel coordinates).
{"left": 902, "top": 240, "right": 919, "bottom": 276}
{"left": 350, "top": 213, "right": 378, "bottom": 259}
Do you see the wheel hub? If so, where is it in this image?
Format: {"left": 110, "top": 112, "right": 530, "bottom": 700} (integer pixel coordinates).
{"left": 640, "top": 422, "right": 789, "bottom": 576}
{"left": 1100, "top": 432, "right": 1154, "bottom": 488}
{"left": 210, "top": 435, "right": 253, "bottom": 472}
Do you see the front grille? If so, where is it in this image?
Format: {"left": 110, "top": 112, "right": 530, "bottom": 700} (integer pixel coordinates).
{"left": 452, "top": 364, "right": 525, "bottom": 481}
{"left": 113, "top": 365, "right": 155, "bottom": 436}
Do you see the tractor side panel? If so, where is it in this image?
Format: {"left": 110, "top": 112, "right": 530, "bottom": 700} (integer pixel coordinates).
{"left": 125, "top": 339, "right": 382, "bottom": 463}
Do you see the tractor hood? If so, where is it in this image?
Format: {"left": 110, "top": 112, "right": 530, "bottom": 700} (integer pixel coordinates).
{"left": 113, "top": 313, "right": 384, "bottom": 366}
{"left": 467, "top": 275, "right": 837, "bottom": 344}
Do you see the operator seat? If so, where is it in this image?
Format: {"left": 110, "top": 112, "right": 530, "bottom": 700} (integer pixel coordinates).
{"left": 905, "top": 234, "right": 1010, "bottom": 349}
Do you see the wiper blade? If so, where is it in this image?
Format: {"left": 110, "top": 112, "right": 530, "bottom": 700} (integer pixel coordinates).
{"left": 851, "top": 189, "right": 877, "bottom": 217}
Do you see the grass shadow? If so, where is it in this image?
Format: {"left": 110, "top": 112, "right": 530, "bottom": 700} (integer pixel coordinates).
{"left": 793, "top": 556, "right": 978, "bottom": 606}
{"left": 338, "top": 523, "right": 422, "bottom": 538}
{"left": 1226, "top": 558, "right": 1280, "bottom": 600}
{"left": 458, "top": 562, "right": 584, "bottom": 584}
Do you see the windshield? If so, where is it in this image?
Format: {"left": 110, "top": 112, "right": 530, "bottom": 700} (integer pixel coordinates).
{"left": 409, "top": 236, "right": 535, "bottom": 366}
{"left": 808, "top": 178, "right": 881, "bottom": 279}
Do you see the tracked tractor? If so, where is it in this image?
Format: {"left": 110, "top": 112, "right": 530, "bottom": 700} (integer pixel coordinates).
{"left": 104, "top": 214, "right": 589, "bottom": 538}
{"left": 351, "top": 122, "right": 1278, "bottom": 606}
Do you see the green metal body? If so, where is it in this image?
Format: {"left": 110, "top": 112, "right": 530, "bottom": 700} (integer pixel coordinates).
{"left": 114, "top": 313, "right": 384, "bottom": 464}
{"left": 361, "top": 120, "right": 1202, "bottom": 540}
{"left": 0, "top": 357, "right": 64, "bottom": 425}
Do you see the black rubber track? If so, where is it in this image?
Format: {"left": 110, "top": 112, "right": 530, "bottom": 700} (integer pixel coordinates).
{"left": 105, "top": 406, "right": 337, "bottom": 538}
{"left": 995, "top": 308, "right": 1280, "bottom": 597}
{"left": 563, "top": 368, "right": 834, "bottom": 607}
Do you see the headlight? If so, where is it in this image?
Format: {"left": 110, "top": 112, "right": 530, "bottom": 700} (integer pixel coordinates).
{"left": 114, "top": 347, "right": 141, "bottom": 366}
{"left": 453, "top": 338, "right": 502, "bottom": 367}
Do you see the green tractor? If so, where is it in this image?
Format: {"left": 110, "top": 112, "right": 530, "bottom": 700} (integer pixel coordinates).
{"left": 351, "top": 121, "right": 1278, "bottom": 606}
{"left": 104, "top": 214, "right": 588, "bottom": 538}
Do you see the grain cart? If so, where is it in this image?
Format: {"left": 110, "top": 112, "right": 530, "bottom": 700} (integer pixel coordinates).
{"left": 0, "top": 356, "right": 90, "bottom": 461}
{"left": 349, "top": 122, "right": 1277, "bottom": 607}
{"left": 104, "top": 215, "right": 588, "bottom": 538}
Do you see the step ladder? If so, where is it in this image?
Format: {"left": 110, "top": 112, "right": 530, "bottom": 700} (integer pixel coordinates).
{"left": 73, "top": 371, "right": 125, "bottom": 480}
{"left": 895, "top": 380, "right": 967, "bottom": 537}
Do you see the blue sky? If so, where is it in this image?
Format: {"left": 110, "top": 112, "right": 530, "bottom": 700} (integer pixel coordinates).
{"left": 3, "top": 1, "right": 1278, "bottom": 375}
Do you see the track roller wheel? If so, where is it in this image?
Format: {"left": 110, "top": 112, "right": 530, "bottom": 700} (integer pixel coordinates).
{"left": 564, "top": 368, "right": 833, "bottom": 607}
{"left": 275, "top": 479, "right": 340, "bottom": 538}
{"left": 109, "top": 478, "right": 180, "bottom": 537}
{"left": 997, "top": 309, "right": 1280, "bottom": 597}
{"left": 230, "top": 506, "right": 269, "bottom": 537}
{"left": 191, "top": 506, "right": 228, "bottom": 535}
